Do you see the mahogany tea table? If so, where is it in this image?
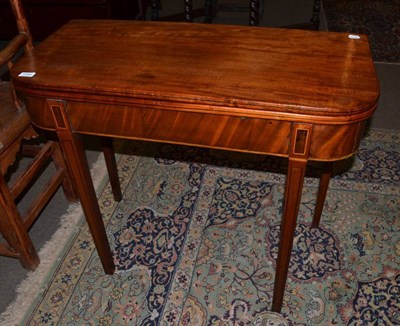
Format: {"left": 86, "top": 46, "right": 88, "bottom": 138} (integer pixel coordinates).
{"left": 10, "top": 20, "right": 379, "bottom": 313}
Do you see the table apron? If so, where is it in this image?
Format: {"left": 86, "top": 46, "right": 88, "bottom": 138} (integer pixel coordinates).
{"left": 24, "top": 96, "right": 365, "bottom": 161}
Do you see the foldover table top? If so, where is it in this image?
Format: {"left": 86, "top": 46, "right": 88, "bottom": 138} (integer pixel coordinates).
{"left": 12, "top": 20, "right": 379, "bottom": 124}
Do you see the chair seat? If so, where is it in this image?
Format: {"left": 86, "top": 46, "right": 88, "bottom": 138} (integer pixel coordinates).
{"left": 0, "top": 82, "right": 31, "bottom": 152}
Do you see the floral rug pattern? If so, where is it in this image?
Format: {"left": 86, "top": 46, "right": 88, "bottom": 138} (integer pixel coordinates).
{"left": 19, "top": 129, "right": 400, "bottom": 325}
{"left": 323, "top": 0, "right": 400, "bottom": 62}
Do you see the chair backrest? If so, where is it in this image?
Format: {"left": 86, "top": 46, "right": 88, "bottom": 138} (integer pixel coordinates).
{"left": 9, "top": 0, "right": 33, "bottom": 52}
{"left": 0, "top": 0, "right": 33, "bottom": 111}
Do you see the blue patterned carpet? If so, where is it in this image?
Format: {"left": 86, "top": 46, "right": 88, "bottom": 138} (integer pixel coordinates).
{"left": 10, "top": 128, "right": 400, "bottom": 325}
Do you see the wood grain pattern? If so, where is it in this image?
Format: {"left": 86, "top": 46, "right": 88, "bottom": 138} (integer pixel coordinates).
{"left": 21, "top": 96, "right": 366, "bottom": 161}
{"left": 12, "top": 20, "right": 379, "bottom": 125}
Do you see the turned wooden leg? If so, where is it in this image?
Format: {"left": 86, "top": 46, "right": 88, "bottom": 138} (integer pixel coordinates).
{"left": 0, "top": 174, "right": 39, "bottom": 270}
{"left": 311, "top": 163, "right": 332, "bottom": 228}
{"left": 249, "top": 0, "right": 260, "bottom": 26}
{"left": 101, "top": 137, "right": 122, "bottom": 202}
{"left": 48, "top": 100, "right": 115, "bottom": 275}
{"left": 272, "top": 124, "right": 312, "bottom": 313}
{"left": 184, "top": 0, "right": 193, "bottom": 22}
{"left": 151, "top": 0, "right": 159, "bottom": 20}
{"left": 310, "top": 0, "right": 321, "bottom": 30}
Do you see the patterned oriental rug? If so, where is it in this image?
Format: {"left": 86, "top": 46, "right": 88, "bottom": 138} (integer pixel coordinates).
{"left": 1, "top": 128, "right": 399, "bottom": 325}
{"left": 323, "top": 0, "right": 400, "bottom": 63}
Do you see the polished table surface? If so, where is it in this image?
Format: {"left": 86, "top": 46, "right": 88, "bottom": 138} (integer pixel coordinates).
{"left": 11, "top": 20, "right": 379, "bottom": 313}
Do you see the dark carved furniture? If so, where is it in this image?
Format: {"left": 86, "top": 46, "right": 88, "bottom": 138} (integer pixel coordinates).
{"left": 11, "top": 20, "right": 379, "bottom": 311}
{"left": 137, "top": 0, "right": 260, "bottom": 24}
{"left": 137, "top": 0, "right": 215, "bottom": 23}
{"left": 137, "top": 0, "right": 320, "bottom": 28}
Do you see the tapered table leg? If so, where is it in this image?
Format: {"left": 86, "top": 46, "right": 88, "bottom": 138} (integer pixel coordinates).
{"left": 272, "top": 157, "right": 307, "bottom": 312}
{"left": 271, "top": 124, "right": 312, "bottom": 313}
{"left": 48, "top": 100, "right": 115, "bottom": 275}
{"left": 101, "top": 137, "right": 122, "bottom": 202}
{"left": 312, "top": 163, "right": 332, "bottom": 228}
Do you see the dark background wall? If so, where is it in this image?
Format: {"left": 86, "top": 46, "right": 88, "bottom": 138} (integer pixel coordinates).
{"left": 0, "top": 0, "right": 139, "bottom": 40}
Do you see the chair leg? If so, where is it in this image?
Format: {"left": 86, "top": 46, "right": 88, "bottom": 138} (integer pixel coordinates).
{"left": 101, "top": 137, "right": 122, "bottom": 202}
{"left": 311, "top": 163, "right": 332, "bottom": 228}
{"left": 0, "top": 174, "right": 39, "bottom": 270}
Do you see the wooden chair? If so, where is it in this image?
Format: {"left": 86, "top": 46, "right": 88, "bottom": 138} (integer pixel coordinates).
{"left": 0, "top": 0, "right": 120, "bottom": 270}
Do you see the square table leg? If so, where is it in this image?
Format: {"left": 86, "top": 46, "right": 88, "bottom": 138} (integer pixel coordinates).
{"left": 47, "top": 99, "right": 115, "bottom": 275}
{"left": 271, "top": 156, "right": 307, "bottom": 312}
{"left": 271, "top": 124, "right": 313, "bottom": 312}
